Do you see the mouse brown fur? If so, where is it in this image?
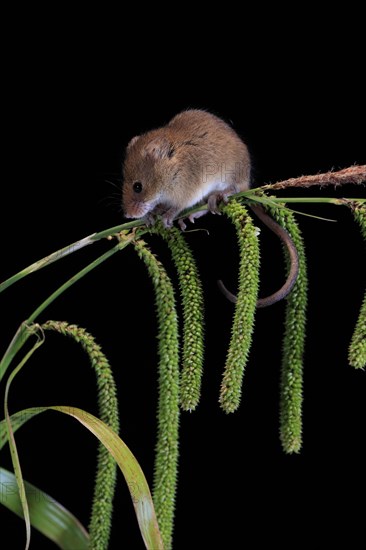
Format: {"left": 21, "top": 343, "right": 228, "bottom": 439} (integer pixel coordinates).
{"left": 122, "top": 109, "right": 250, "bottom": 226}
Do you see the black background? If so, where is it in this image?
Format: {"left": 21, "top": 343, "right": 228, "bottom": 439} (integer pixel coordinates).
{"left": 1, "top": 15, "right": 365, "bottom": 550}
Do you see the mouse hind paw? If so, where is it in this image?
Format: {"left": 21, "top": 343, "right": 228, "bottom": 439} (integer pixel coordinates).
{"left": 178, "top": 210, "right": 208, "bottom": 231}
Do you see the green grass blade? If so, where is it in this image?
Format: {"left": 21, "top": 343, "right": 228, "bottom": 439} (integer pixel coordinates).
{"left": 1, "top": 406, "right": 164, "bottom": 550}
{"left": 0, "top": 222, "right": 142, "bottom": 295}
{"left": 0, "top": 407, "right": 44, "bottom": 450}
{"left": 0, "top": 235, "right": 96, "bottom": 294}
{"left": 0, "top": 467, "right": 89, "bottom": 550}
{"left": 52, "top": 406, "right": 164, "bottom": 550}
{"left": 0, "top": 407, "right": 34, "bottom": 451}
{"left": 3, "top": 327, "right": 45, "bottom": 550}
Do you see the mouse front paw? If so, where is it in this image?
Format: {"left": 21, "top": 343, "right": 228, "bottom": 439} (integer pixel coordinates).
{"left": 162, "top": 216, "right": 174, "bottom": 228}
{"left": 178, "top": 218, "right": 187, "bottom": 231}
{"left": 161, "top": 206, "right": 180, "bottom": 229}
{"left": 207, "top": 192, "right": 228, "bottom": 214}
{"left": 142, "top": 212, "right": 158, "bottom": 227}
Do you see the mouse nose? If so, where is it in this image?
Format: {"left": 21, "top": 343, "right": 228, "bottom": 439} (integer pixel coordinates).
{"left": 124, "top": 201, "right": 150, "bottom": 219}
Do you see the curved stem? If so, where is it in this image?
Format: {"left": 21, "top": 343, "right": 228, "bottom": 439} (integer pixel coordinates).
{"left": 0, "top": 238, "right": 133, "bottom": 383}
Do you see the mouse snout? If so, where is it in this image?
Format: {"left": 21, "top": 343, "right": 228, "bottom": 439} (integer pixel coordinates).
{"left": 123, "top": 199, "right": 151, "bottom": 220}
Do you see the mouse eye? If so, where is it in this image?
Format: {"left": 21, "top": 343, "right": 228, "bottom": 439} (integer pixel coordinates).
{"left": 133, "top": 181, "right": 143, "bottom": 193}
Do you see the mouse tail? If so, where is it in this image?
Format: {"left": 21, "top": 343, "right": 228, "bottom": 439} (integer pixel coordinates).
{"left": 218, "top": 205, "right": 299, "bottom": 308}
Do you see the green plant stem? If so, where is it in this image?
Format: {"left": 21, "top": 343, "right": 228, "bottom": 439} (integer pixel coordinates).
{"left": 4, "top": 327, "right": 45, "bottom": 550}
{"left": 1, "top": 192, "right": 364, "bottom": 296}
{"left": 28, "top": 240, "right": 132, "bottom": 323}
{"left": 0, "top": 224, "right": 142, "bottom": 294}
{"left": 250, "top": 197, "right": 364, "bottom": 205}
{"left": 0, "top": 238, "right": 133, "bottom": 383}
{"left": 0, "top": 234, "right": 96, "bottom": 293}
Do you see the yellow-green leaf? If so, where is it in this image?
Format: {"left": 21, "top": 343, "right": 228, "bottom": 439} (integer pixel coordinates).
{"left": 1, "top": 406, "right": 164, "bottom": 549}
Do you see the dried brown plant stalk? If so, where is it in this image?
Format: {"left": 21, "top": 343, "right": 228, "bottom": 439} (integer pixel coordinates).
{"left": 261, "top": 165, "right": 366, "bottom": 191}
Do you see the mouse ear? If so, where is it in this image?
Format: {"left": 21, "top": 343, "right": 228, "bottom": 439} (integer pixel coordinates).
{"left": 144, "top": 137, "right": 175, "bottom": 160}
{"left": 127, "top": 136, "right": 140, "bottom": 149}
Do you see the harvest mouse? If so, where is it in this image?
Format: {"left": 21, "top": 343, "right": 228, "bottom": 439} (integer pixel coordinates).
{"left": 122, "top": 109, "right": 251, "bottom": 226}
{"left": 122, "top": 109, "right": 299, "bottom": 306}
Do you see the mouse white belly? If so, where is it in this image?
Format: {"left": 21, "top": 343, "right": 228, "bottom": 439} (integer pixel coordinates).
{"left": 184, "top": 169, "right": 243, "bottom": 208}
